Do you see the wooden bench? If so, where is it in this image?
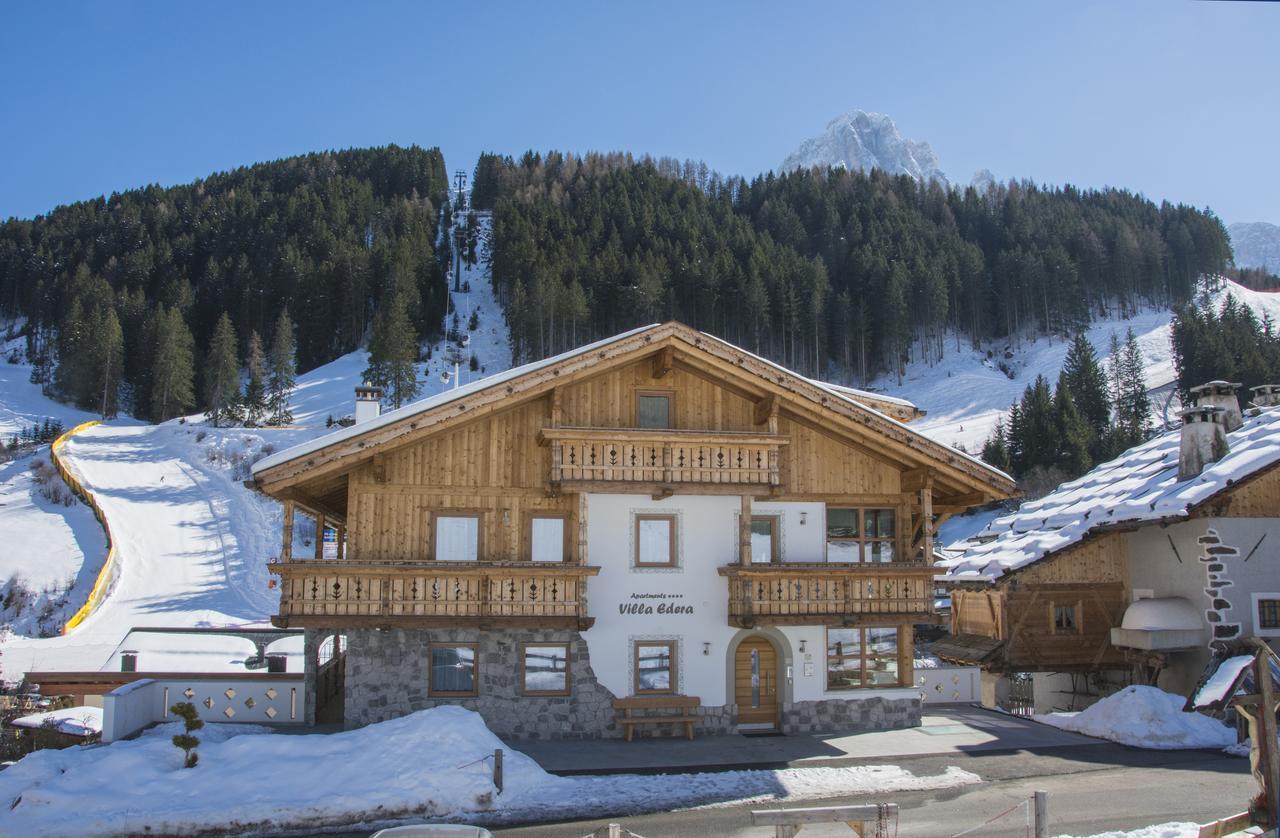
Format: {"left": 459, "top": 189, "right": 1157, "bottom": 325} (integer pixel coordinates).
{"left": 612, "top": 695, "right": 700, "bottom": 741}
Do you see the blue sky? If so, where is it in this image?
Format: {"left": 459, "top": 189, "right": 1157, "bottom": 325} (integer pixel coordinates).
{"left": 2, "top": 1, "right": 1277, "bottom": 223}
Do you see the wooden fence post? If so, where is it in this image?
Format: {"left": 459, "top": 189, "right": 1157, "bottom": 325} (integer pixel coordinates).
{"left": 1034, "top": 790, "right": 1048, "bottom": 838}
{"left": 493, "top": 748, "right": 503, "bottom": 794}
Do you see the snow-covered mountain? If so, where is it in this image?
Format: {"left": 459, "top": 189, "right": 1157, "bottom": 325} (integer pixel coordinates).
{"left": 1229, "top": 221, "right": 1280, "bottom": 274}
{"left": 780, "top": 110, "right": 948, "bottom": 185}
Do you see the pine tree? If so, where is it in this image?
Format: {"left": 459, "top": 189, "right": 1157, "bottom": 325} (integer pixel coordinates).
{"left": 1052, "top": 374, "right": 1092, "bottom": 476}
{"left": 242, "top": 330, "right": 268, "bottom": 426}
{"left": 365, "top": 290, "right": 420, "bottom": 409}
{"left": 1061, "top": 332, "right": 1110, "bottom": 456}
{"left": 94, "top": 307, "right": 124, "bottom": 419}
{"left": 149, "top": 305, "right": 196, "bottom": 422}
{"left": 267, "top": 308, "right": 296, "bottom": 426}
{"left": 981, "top": 419, "right": 1012, "bottom": 474}
{"left": 204, "top": 313, "right": 240, "bottom": 427}
{"left": 1112, "top": 327, "right": 1151, "bottom": 449}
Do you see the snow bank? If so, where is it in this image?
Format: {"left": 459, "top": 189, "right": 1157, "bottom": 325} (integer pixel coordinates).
{"left": 1036, "top": 686, "right": 1235, "bottom": 750}
{"left": 1057, "top": 824, "right": 1204, "bottom": 838}
{"left": 10, "top": 705, "right": 102, "bottom": 737}
{"left": 0, "top": 706, "right": 981, "bottom": 836}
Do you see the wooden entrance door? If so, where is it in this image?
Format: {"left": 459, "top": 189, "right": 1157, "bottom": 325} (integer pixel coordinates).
{"left": 735, "top": 636, "right": 779, "bottom": 727}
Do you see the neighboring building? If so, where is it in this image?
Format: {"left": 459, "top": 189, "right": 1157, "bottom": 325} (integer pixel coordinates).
{"left": 937, "top": 382, "right": 1280, "bottom": 709}
{"left": 251, "top": 322, "right": 1013, "bottom": 739}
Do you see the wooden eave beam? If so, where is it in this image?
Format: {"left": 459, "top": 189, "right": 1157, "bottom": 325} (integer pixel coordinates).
{"left": 753, "top": 393, "right": 778, "bottom": 426}
{"left": 652, "top": 346, "right": 674, "bottom": 378}
{"left": 276, "top": 488, "right": 347, "bottom": 528}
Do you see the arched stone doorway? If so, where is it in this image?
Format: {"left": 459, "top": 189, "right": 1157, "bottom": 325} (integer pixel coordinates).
{"left": 726, "top": 629, "right": 790, "bottom": 731}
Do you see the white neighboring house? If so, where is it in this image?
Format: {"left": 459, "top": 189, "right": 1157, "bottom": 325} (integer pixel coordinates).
{"left": 937, "top": 382, "right": 1280, "bottom": 709}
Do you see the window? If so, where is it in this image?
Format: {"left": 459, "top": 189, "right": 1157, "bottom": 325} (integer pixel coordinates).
{"left": 529, "top": 513, "right": 568, "bottom": 563}
{"left": 520, "top": 643, "right": 571, "bottom": 695}
{"left": 1051, "top": 603, "right": 1080, "bottom": 634}
{"left": 636, "top": 392, "right": 673, "bottom": 429}
{"left": 826, "top": 627, "right": 902, "bottom": 689}
{"left": 434, "top": 514, "right": 480, "bottom": 561}
{"left": 428, "top": 644, "right": 478, "bottom": 696}
{"left": 750, "top": 515, "right": 779, "bottom": 564}
{"left": 826, "top": 508, "right": 896, "bottom": 563}
{"left": 634, "top": 640, "right": 677, "bottom": 694}
{"left": 635, "top": 514, "right": 677, "bottom": 567}
{"left": 1253, "top": 594, "right": 1280, "bottom": 637}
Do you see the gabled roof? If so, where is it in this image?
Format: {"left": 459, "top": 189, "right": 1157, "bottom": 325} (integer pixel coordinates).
{"left": 939, "top": 405, "right": 1280, "bottom": 583}
{"left": 252, "top": 322, "right": 1013, "bottom": 497}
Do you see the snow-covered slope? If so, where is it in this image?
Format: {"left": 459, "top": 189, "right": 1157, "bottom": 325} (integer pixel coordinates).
{"left": 1229, "top": 220, "right": 1280, "bottom": 274}
{"left": 0, "top": 210, "right": 513, "bottom": 682}
{"left": 780, "top": 110, "right": 948, "bottom": 185}
{"left": 871, "top": 278, "right": 1280, "bottom": 454}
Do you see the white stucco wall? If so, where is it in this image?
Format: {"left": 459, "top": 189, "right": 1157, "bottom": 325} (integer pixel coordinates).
{"left": 579, "top": 493, "right": 918, "bottom": 708}
{"left": 1126, "top": 517, "right": 1279, "bottom": 695}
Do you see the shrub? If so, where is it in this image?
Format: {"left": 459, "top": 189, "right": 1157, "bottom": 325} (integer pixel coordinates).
{"left": 169, "top": 701, "right": 203, "bottom": 768}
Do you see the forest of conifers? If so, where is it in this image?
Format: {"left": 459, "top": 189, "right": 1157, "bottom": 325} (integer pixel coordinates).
{"left": 0, "top": 145, "right": 1236, "bottom": 423}
{"left": 480, "top": 151, "right": 1232, "bottom": 382}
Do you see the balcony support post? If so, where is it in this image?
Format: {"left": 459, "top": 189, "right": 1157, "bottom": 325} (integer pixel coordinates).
{"left": 314, "top": 513, "right": 325, "bottom": 562}
{"left": 281, "top": 499, "right": 295, "bottom": 563}
{"left": 335, "top": 524, "right": 346, "bottom": 561}
{"left": 919, "top": 471, "right": 934, "bottom": 563}
{"left": 739, "top": 495, "right": 753, "bottom": 566}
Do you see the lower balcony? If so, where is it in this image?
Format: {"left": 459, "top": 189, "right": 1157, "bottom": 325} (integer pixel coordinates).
{"left": 718, "top": 564, "right": 940, "bottom": 628}
{"left": 271, "top": 562, "right": 601, "bottom": 629}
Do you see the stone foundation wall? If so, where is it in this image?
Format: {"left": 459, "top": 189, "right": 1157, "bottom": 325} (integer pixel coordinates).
{"left": 781, "top": 696, "right": 921, "bottom": 734}
{"left": 342, "top": 628, "right": 920, "bottom": 739}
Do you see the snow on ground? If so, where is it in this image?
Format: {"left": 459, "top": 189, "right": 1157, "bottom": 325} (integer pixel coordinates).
{"left": 1036, "top": 686, "right": 1236, "bottom": 750}
{"left": 1057, "top": 825, "right": 1205, "bottom": 838}
{"left": 11, "top": 705, "right": 103, "bottom": 737}
{"left": 0, "top": 331, "right": 103, "bottom": 439}
{"left": 873, "top": 278, "right": 1280, "bottom": 451}
{"left": 0, "top": 451, "right": 108, "bottom": 637}
{"left": 0, "top": 706, "right": 979, "bottom": 836}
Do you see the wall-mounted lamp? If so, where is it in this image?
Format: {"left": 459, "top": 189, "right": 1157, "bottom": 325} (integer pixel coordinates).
{"left": 799, "top": 511, "right": 808, "bottom": 526}
{"left": 798, "top": 639, "right": 807, "bottom": 654}
{"left": 703, "top": 642, "right": 711, "bottom": 656}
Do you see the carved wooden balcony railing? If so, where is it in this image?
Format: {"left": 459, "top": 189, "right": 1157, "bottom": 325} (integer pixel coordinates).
{"left": 538, "top": 427, "right": 787, "bottom": 491}
{"left": 717, "top": 564, "right": 939, "bottom": 627}
{"left": 271, "top": 562, "right": 601, "bottom": 629}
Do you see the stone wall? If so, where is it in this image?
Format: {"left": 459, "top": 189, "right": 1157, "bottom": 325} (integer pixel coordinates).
{"left": 781, "top": 696, "right": 920, "bottom": 734}
{"left": 342, "top": 627, "right": 920, "bottom": 739}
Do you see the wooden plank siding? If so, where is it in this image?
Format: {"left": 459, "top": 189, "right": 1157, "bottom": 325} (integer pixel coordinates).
{"left": 1193, "top": 462, "right": 1280, "bottom": 518}
{"left": 1002, "top": 582, "right": 1129, "bottom": 670}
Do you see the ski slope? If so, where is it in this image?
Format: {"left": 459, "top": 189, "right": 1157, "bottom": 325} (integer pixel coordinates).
{"left": 0, "top": 210, "right": 512, "bottom": 682}
{"left": 873, "top": 278, "right": 1280, "bottom": 452}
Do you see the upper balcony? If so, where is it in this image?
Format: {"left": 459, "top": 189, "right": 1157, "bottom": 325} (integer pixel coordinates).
{"left": 717, "top": 563, "right": 939, "bottom": 628}
{"left": 538, "top": 427, "right": 788, "bottom": 494}
{"left": 271, "top": 561, "right": 600, "bottom": 630}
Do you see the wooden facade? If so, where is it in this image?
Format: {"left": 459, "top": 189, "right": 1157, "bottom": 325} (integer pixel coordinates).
{"left": 255, "top": 323, "right": 1015, "bottom": 632}
{"left": 948, "top": 533, "right": 1131, "bottom": 672}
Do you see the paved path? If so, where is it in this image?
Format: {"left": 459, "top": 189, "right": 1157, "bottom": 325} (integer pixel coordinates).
{"left": 512, "top": 707, "right": 1104, "bottom": 774}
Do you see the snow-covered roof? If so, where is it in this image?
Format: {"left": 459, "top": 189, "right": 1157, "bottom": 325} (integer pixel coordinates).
{"left": 11, "top": 705, "right": 103, "bottom": 737}
{"left": 939, "top": 404, "right": 1280, "bottom": 582}
{"left": 253, "top": 323, "right": 983, "bottom": 483}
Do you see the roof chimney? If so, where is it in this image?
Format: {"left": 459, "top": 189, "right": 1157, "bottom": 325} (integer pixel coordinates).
{"left": 1178, "top": 405, "right": 1230, "bottom": 481}
{"left": 1187, "top": 381, "right": 1242, "bottom": 431}
{"left": 354, "top": 382, "right": 383, "bottom": 424}
{"left": 1251, "top": 384, "right": 1280, "bottom": 408}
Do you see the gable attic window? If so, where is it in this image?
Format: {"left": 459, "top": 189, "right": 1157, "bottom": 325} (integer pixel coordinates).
{"left": 636, "top": 391, "right": 673, "bottom": 429}
{"left": 1051, "top": 602, "right": 1081, "bottom": 634}
{"left": 434, "top": 513, "right": 481, "bottom": 561}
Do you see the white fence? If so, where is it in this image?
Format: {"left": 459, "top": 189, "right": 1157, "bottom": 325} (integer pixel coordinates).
{"left": 102, "top": 675, "right": 306, "bottom": 742}
{"left": 915, "top": 664, "right": 981, "bottom": 704}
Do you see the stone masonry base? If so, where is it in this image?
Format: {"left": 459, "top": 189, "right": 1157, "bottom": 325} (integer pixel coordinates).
{"left": 339, "top": 627, "right": 920, "bottom": 739}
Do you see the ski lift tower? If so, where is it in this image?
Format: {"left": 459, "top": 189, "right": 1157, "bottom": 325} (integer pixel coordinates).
{"left": 454, "top": 170, "right": 468, "bottom": 212}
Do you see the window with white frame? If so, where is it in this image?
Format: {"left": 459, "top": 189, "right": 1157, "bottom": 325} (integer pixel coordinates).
{"left": 1253, "top": 593, "right": 1280, "bottom": 637}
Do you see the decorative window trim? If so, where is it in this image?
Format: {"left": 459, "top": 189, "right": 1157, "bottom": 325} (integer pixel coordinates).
{"left": 518, "top": 642, "right": 572, "bottom": 697}
{"left": 427, "top": 642, "right": 479, "bottom": 697}
{"left": 635, "top": 389, "right": 676, "bottom": 429}
{"left": 525, "top": 511, "right": 571, "bottom": 563}
{"left": 632, "top": 638, "right": 679, "bottom": 695}
{"left": 1252, "top": 592, "right": 1280, "bottom": 637}
{"left": 428, "top": 510, "right": 485, "bottom": 562}
{"left": 824, "top": 626, "right": 905, "bottom": 691}
{"left": 631, "top": 510, "right": 681, "bottom": 572}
